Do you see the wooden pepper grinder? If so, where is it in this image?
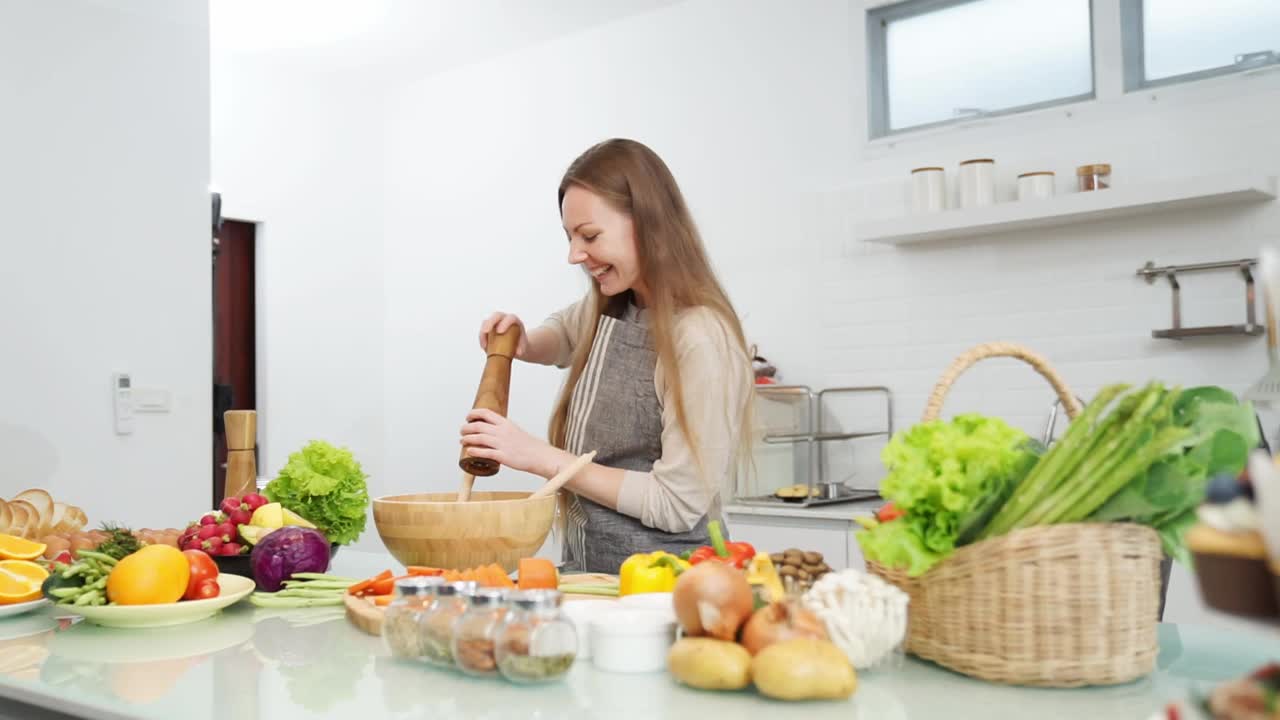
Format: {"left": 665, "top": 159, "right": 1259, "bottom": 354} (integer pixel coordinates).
{"left": 458, "top": 325, "right": 523, "bottom": 498}
{"left": 224, "top": 410, "right": 258, "bottom": 500}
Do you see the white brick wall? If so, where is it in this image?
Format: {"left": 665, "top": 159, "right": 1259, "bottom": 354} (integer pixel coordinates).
{"left": 792, "top": 47, "right": 1280, "bottom": 485}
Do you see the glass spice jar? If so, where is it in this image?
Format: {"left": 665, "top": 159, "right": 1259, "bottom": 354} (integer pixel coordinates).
{"left": 451, "top": 588, "right": 509, "bottom": 677}
{"left": 419, "top": 581, "right": 476, "bottom": 667}
{"left": 495, "top": 589, "right": 578, "bottom": 684}
{"left": 383, "top": 576, "right": 444, "bottom": 661}
{"left": 1077, "top": 163, "right": 1111, "bottom": 191}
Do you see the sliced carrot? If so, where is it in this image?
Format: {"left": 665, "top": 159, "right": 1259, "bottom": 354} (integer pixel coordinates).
{"left": 407, "top": 566, "right": 443, "bottom": 576}
{"left": 370, "top": 577, "right": 397, "bottom": 596}
{"left": 372, "top": 594, "right": 394, "bottom": 607}
{"left": 518, "top": 558, "right": 557, "bottom": 590}
{"left": 495, "top": 565, "right": 516, "bottom": 588}
{"left": 348, "top": 569, "right": 392, "bottom": 596}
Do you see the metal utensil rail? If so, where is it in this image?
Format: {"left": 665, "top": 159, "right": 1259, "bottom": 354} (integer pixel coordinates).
{"left": 1138, "top": 258, "right": 1262, "bottom": 339}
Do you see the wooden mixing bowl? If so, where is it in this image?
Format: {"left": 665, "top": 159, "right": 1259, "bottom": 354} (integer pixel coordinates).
{"left": 372, "top": 491, "right": 556, "bottom": 573}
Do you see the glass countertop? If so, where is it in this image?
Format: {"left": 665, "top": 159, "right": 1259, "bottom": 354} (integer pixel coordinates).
{"left": 0, "top": 550, "right": 1274, "bottom": 720}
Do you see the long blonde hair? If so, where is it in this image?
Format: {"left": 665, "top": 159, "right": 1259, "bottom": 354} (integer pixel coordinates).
{"left": 549, "top": 139, "right": 753, "bottom": 487}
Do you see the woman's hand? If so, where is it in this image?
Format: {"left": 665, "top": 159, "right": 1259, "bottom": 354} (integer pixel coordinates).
{"left": 479, "top": 312, "right": 529, "bottom": 359}
{"left": 460, "top": 409, "right": 568, "bottom": 479}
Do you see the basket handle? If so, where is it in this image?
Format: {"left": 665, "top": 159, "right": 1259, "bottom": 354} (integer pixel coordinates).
{"left": 922, "top": 342, "right": 1081, "bottom": 422}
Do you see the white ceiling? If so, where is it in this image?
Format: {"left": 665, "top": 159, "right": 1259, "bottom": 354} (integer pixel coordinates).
{"left": 210, "top": 0, "right": 685, "bottom": 79}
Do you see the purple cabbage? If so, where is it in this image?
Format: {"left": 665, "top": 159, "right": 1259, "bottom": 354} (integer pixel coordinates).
{"left": 251, "top": 527, "right": 331, "bottom": 592}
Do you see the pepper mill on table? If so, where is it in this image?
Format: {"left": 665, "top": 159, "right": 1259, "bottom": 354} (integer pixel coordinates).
{"left": 458, "top": 325, "right": 523, "bottom": 501}
{"left": 224, "top": 410, "right": 258, "bottom": 500}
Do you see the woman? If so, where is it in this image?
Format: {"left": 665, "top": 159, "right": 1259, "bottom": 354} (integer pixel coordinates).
{"left": 459, "top": 138, "right": 754, "bottom": 573}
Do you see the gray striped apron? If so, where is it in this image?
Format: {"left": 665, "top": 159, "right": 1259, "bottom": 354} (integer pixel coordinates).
{"left": 561, "top": 302, "right": 716, "bottom": 573}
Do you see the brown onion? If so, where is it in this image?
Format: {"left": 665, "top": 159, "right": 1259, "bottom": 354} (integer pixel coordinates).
{"left": 740, "top": 600, "right": 829, "bottom": 656}
{"left": 672, "top": 562, "right": 754, "bottom": 641}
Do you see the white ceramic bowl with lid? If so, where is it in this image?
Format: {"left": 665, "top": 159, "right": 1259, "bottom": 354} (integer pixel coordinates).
{"left": 562, "top": 599, "right": 618, "bottom": 659}
{"left": 588, "top": 609, "right": 677, "bottom": 673}
{"left": 617, "top": 592, "right": 676, "bottom": 622}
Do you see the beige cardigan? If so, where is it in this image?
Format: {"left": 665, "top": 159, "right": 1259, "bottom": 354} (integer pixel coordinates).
{"left": 539, "top": 299, "right": 751, "bottom": 533}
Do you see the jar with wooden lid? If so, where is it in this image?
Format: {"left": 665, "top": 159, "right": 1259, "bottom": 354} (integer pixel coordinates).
{"left": 1017, "top": 171, "right": 1056, "bottom": 201}
{"left": 419, "top": 581, "right": 476, "bottom": 667}
{"left": 383, "top": 576, "right": 444, "bottom": 661}
{"left": 958, "top": 158, "right": 996, "bottom": 208}
{"left": 910, "top": 166, "right": 947, "bottom": 213}
{"left": 452, "top": 588, "right": 510, "bottom": 677}
{"left": 495, "top": 589, "right": 578, "bottom": 684}
{"left": 1077, "top": 163, "right": 1111, "bottom": 191}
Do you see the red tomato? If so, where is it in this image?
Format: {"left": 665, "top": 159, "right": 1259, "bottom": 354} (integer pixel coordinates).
{"left": 193, "top": 579, "right": 220, "bottom": 600}
{"left": 876, "top": 502, "right": 904, "bottom": 523}
{"left": 182, "top": 549, "right": 219, "bottom": 601}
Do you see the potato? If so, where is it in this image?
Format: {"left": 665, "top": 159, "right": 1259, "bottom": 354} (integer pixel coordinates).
{"left": 751, "top": 638, "right": 856, "bottom": 701}
{"left": 667, "top": 638, "right": 752, "bottom": 691}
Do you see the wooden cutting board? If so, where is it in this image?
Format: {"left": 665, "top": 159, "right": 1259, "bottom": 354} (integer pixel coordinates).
{"left": 344, "top": 573, "right": 618, "bottom": 637}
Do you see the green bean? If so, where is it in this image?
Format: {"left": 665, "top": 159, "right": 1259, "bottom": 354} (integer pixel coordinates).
{"left": 50, "top": 587, "right": 82, "bottom": 599}
{"left": 73, "top": 550, "right": 118, "bottom": 565}
{"left": 73, "top": 590, "right": 101, "bottom": 606}
{"left": 250, "top": 593, "right": 344, "bottom": 608}
{"left": 289, "top": 573, "right": 357, "bottom": 583}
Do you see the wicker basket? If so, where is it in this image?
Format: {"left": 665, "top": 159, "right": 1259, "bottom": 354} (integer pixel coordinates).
{"left": 865, "top": 342, "right": 1163, "bottom": 688}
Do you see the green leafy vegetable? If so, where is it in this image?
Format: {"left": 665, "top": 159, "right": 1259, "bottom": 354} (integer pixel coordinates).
{"left": 263, "top": 440, "right": 370, "bottom": 546}
{"left": 855, "top": 414, "right": 1040, "bottom": 576}
{"left": 979, "top": 383, "right": 1257, "bottom": 565}
{"left": 1085, "top": 386, "right": 1257, "bottom": 564}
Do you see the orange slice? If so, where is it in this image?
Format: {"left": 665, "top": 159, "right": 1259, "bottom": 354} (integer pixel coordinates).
{"left": 0, "top": 560, "right": 48, "bottom": 604}
{"left": 0, "top": 534, "right": 46, "bottom": 561}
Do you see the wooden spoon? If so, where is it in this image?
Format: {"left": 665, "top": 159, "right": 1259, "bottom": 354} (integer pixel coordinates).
{"left": 530, "top": 451, "right": 597, "bottom": 499}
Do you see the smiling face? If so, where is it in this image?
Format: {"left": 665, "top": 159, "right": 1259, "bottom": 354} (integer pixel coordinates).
{"left": 560, "top": 184, "right": 648, "bottom": 304}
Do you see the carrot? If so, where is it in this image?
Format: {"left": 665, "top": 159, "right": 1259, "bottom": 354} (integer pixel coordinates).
{"left": 407, "top": 566, "right": 443, "bottom": 576}
{"left": 372, "top": 594, "right": 394, "bottom": 607}
{"left": 348, "top": 569, "right": 392, "bottom": 596}
{"left": 494, "top": 564, "right": 516, "bottom": 588}
{"left": 518, "top": 558, "right": 557, "bottom": 590}
{"left": 370, "top": 576, "right": 398, "bottom": 596}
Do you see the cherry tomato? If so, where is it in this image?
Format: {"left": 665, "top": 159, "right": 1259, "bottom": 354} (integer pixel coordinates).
{"left": 182, "top": 549, "right": 219, "bottom": 601}
{"left": 193, "top": 579, "right": 220, "bottom": 600}
{"left": 876, "top": 502, "right": 904, "bottom": 523}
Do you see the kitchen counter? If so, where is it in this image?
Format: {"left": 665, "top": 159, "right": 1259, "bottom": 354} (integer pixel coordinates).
{"left": 0, "top": 550, "right": 1273, "bottom": 720}
{"left": 724, "top": 498, "right": 883, "bottom": 521}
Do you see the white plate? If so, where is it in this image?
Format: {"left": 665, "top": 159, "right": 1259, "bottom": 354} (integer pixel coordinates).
{"left": 0, "top": 598, "right": 50, "bottom": 620}
{"left": 64, "top": 575, "right": 254, "bottom": 629}
{"left": 50, "top": 614, "right": 253, "bottom": 663}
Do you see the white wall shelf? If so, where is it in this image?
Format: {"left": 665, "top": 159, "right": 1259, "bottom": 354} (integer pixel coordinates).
{"left": 853, "top": 174, "right": 1277, "bottom": 247}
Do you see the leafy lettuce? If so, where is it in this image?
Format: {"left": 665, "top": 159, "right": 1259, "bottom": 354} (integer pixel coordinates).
{"left": 857, "top": 414, "right": 1041, "bottom": 576}
{"left": 264, "top": 440, "right": 370, "bottom": 546}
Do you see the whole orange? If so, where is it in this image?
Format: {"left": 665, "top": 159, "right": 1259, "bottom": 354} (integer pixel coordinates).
{"left": 106, "top": 545, "right": 190, "bottom": 605}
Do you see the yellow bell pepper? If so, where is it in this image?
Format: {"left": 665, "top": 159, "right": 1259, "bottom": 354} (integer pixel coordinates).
{"left": 618, "top": 551, "right": 689, "bottom": 596}
{"left": 747, "top": 552, "right": 786, "bottom": 603}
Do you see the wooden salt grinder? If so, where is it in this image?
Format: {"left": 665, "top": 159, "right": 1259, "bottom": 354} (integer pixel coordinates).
{"left": 224, "top": 410, "right": 258, "bottom": 500}
{"left": 459, "top": 325, "right": 523, "bottom": 478}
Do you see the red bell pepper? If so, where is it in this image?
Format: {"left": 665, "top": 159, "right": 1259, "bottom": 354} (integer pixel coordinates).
{"left": 687, "top": 521, "right": 755, "bottom": 569}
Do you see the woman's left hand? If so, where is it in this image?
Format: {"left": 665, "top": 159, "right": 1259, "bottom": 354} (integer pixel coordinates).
{"left": 460, "top": 409, "right": 564, "bottom": 478}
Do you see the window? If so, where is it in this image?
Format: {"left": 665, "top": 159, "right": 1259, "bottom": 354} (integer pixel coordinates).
{"left": 1122, "top": 0, "right": 1280, "bottom": 90}
{"left": 867, "top": 0, "right": 1094, "bottom": 138}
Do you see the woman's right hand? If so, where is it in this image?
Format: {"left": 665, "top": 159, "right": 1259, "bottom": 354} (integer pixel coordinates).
{"left": 479, "top": 312, "right": 529, "bottom": 359}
